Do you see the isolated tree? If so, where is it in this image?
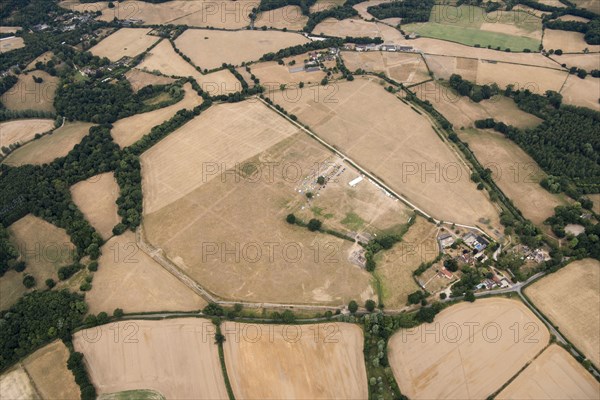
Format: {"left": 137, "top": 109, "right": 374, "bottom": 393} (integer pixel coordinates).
{"left": 465, "top": 290, "right": 476, "bottom": 302}
{"left": 348, "top": 300, "right": 358, "bottom": 314}
{"left": 286, "top": 213, "right": 296, "bottom": 224}
{"left": 307, "top": 219, "right": 322, "bottom": 231}
{"left": 306, "top": 191, "right": 313, "bottom": 199}
{"left": 23, "top": 275, "right": 35, "bottom": 288}
{"left": 317, "top": 176, "right": 325, "bottom": 185}
{"left": 365, "top": 299, "right": 376, "bottom": 312}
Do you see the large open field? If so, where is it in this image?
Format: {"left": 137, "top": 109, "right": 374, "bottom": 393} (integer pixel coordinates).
{"left": 255, "top": 5, "right": 308, "bottom": 31}
{"left": 3, "top": 122, "right": 93, "bottom": 166}
{"left": 250, "top": 53, "right": 327, "bottom": 87}
{"left": 388, "top": 298, "right": 550, "bottom": 399}
{"left": 136, "top": 39, "right": 241, "bottom": 96}
{"left": 0, "top": 119, "right": 54, "bottom": 155}
{"left": 342, "top": 51, "right": 430, "bottom": 85}
{"left": 497, "top": 344, "right": 600, "bottom": 399}
{"left": 0, "top": 71, "right": 58, "bottom": 112}
{"left": 273, "top": 77, "right": 501, "bottom": 231}
{"left": 74, "top": 318, "right": 228, "bottom": 399}
{"left": 403, "top": 5, "right": 542, "bottom": 51}
{"left": 560, "top": 74, "right": 600, "bottom": 111}
{"left": 0, "top": 36, "right": 25, "bottom": 52}
{"left": 312, "top": 18, "right": 405, "bottom": 42}
{"left": 0, "top": 367, "right": 38, "bottom": 399}
{"left": 543, "top": 28, "right": 600, "bottom": 53}
{"left": 375, "top": 216, "right": 439, "bottom": 309}
{"left": 458, "top": 129, "right": 567, "bottom": 225}
{"left": 124, "top": 68, "right": 175, "bottom": 92}
{"left": 550, "top": 53, "right": 600, "bottom": 71}
{"left": 175, "top": 29, "right": 309, "bottom": 70}
{"left": 222, "top": 321, "right": 368, "bottom": 399}
{"left": 90, "top": 28, "right": 159, "bottom": 61}
{"left": 110, "top": 82, "right": 202, "bottom": 148}
{"left": 70, "top": 172, "right": 120, "bottom": 239}
{"left": 572, "top": 0, "right": 600, "bottom": 13}
{"left": 142, "top": 100, "right": 375, "bottom": 305}
{"left": 525, "top": 258, "right": 600, "bottom": 367}
{"left": 86, "top": 231, "right": 206, "bottom": 314}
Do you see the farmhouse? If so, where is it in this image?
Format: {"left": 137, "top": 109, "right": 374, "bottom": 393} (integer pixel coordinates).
{"left": 463, "top": 232, "right": 489, "bottom": 251}
{"left": 437, "top": 233, "right": 455, "bottom": 250}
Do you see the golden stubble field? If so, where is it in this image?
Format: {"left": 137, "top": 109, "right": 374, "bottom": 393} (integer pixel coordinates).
{"left": 124, "top": 68, "right": 175, "bottom": 92}
{"left": 70, "top": 172, "right": 120, "bottom": 240}
{"left": 255, "top": 5, "right": 308, "bottom": 30}
{"left": 0, "top": 36, "right": 24, "bottom": 52}
{"left": 73, "top": 318, "right": 228, "bottom": 399}
{"left": 250, "top": 53, "right": 327, "bottom": 87}
{"left": 1, "top": 71, "right": 59, "bottom": 112}
{"left": 312, "top": 18, "right": 405, "bottom": 42}
{"left": 342, "top": 51, "right": 431, "bottom": 85}
{"left": 272, "top": 77, "right": 501, "bottom": 231}
{"left": 497, "top": 344, "right": 600, "bottom": 400}
{"left": 3, "top": 122, "right": 93, "bottom": 166}
{"left": 86, "top": 231, "right": 206, "bottom": 314}
{"left": 0, "top": 119, "right": 54, "bottom": 155}
{"left": 175, "top": 29, "right": 309, "bottom": 70}
{"left": 560, "top": 74, "right": 600, "bottom": 111}
{"left": 526, "top": 258, "right": 600, "bottom": 367}
{"left": 142, "top": 100, "right": 375, "bottom": 305}
{"left": 222, "top": 322, "right": 368, "bottom": 399}
{"left": 543, "top": 28, "right": 600, "bottom": 53}
{"left": 90, "top": 27, "right": 159, "bottom": 61}
{"left": 388, "top": 298, "right": 550, "bottom": 399}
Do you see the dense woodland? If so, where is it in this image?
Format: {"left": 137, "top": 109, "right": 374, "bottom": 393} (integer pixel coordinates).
{"left": 367, "top": 0, "right": 435, "bottom": 23}
{"left": 0, "top": 225, "right": 21, "bottom": 276}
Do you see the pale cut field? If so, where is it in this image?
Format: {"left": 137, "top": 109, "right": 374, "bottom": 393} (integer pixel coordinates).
{"left": 87, "top": 231, "right": 206, "bottom": 314}
{"left": 3, "top": 122, "right": 93, "bottom": 166}
{"left": 412, "top": 81, "right": 542, "bottom": 129}
{"left": 459, "top": 129, "right": 566, "bottom": 225}
{"left": 111, "top": 82, "right": 201, "bottom": 148}
{"left": 124, "top": 68, "right": 174, "bottom": 92}
{"left": 497, "top": 344, "right": 600, "bottom": 400}
{"left": 251, "top": 53, "right": 326, "bottom": 87}
{"left": 376, "top": 216, "right": 439, "bottom": 309}
{"left": 1, "top": 71, "right": 58, "bottom": 112}
{"left": 0, "top": 270, "right": 27, "bottom": 311}
{"left": 23, "top": 340, "right": 80, "bottom": 400}
{"left": 551, "top": 53, "right": 600, "bottom": 71}
{"left": 255, "top": 5, "right": 308, "bottom": 30}
{"left": 25, "top": 51, "right": 55, "bottom": 70}
{"left": 560, "top": 74, "right": 600, "bottom": 111}
{"left": 0, "top": 36, "right": 24, "bottom": 52}
{"left": 342, "top": 51, "right": 431, "bottom": 85}
{"left": 70, "top": 172, "right": 120, "bottom": 239}
{"left": 310, "top": 0, "right": 344, "bottom": 12}
{"left": 526, "top": 258, "right": 600, "bottom": 367}
{"left": 353, "top": 0, "right": 392, "bottom": 19}
{"left": 538, "top": 0, "right": 566, "bottom": 6}
{"left": 424, "top": 54, "right": 478, "bottom": 81}
{"left": 273, "top": 77, "right": 501, "bottom": 231}
{"left": 0, "top": 119, "right": 54, "bottom": 154}
{"left": 175, "top": 29, "right": 309, "bottom": 70}
{"left": 223, "top": 322, "right": 368, "bottom": 399}
{"left": 143, "top": 121, "right": 376, "bottom": 305}
{"left": 312, "top": 18, "right": 405, "bottom": 42}
{"left": 90, "top": 28, "right": 159, "bottom": 61}
{"left": 388, "top": 298, "right": 550, "bottom": 399}
{"left": 0, "top": 26, "right": 20, "bottom": 33}
{"left": 572, "top": 0, "right": 600, "bottom": 13}
{"left": 543, "top": 29, "right": 600, "bottom": 53}
{"left": 136, "top": 40, "right": 241, "bottom": 95}
{"left": 476, "top": 61, "right": 568, "bottom": 93}
{"left": 0, "top": 367, "right": 38, "bottom": 399}
{"left": 73, "top": 318, "right": 229, "bottom": 399}
{"left": 557, "top": 14, "right": 590, "bottom": 23}
{"left": 141, "top": 100, "right": 297, "bottom": 214}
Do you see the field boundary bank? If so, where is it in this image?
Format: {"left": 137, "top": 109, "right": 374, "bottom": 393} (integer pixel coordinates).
{"left": 420, "top": 51, "right": 567, "bottom": 71}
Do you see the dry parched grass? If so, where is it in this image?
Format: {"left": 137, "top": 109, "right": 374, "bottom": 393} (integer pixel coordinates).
{"left": 0, "top": 119, "right": 55, "bottom": 155}
{"left": 90, "top": 28, "right": 159, "bottom": 61}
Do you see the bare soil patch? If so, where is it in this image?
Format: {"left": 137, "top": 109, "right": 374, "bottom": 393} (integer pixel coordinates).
{"left": 70, "top": 172, "right": 120, "bottom": 240}
{"left": 560, "top": 74, "right": 600, "bottom": 111}
{"left": 175, "top": 29, "right": 309, "bottom": 70}
{"left": 543, "top": 29, "right": 600, "bottom": 53}
{"left": 222, "top": 322, "right": 368, "bottom": 399}
{"left": 3, "top": 122, "right": 93, "bottom": 166}
{"left": 0, "top": 119, "right": 54, "bottom": 155}
{"left": 342, "top": 51, "right": 430, "bottom": 85}
{"left": 388, "top": 298, "right": 550, "bottom": 399}
{"left": 1, "top": 71, "right": 58, "bottom": 112}
{"left": 90, "top": 28, "right": 159, "bottom": 61}
{"left": 497, "top": 344, "right": 600, "bottom": 400}
{"left": 526, "top": 258, "right": 600, "bottom": 367}
{"left": 124, "top": 69, "right": 175, "bottom": 92}
{"left": 73, "top": 318, "right": 228, "bottom": 399}
{"left": 313, "top": 18, "right": 404, "bottom": 42}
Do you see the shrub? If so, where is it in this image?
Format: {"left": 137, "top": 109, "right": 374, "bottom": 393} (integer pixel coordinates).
{"left": 307, "top": 218, "right": 322, "bottom": 231}
{"left": 23, "top": 274, "right": 35, "bottom": 288}
{"left": 348, "top": 300, "right": 358, "bottom": 314}
{"left": 87, "top": 261, "right": 98, "bottom": 272}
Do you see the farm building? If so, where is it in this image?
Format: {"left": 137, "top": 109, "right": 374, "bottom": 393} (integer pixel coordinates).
{"left": 437, "top": 233, "right": 455, "bottom": 250}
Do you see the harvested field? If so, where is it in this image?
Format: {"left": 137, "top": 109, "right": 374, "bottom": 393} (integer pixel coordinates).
{"left": 255, "top": 5, "right": 308, "bottom": 30}
{"left": 143, "top": 101, "right": 375, "bottom": 305}
{"left": 73, "top": 318, "right": 228, "bottom": 399}
{"left": 136, "top": 39, "right": 241, "bottom": 96}
{"left": 476, "top": 61, "right": 567, "bottom": 93}
{"left": 538, "top": 0, "right": 566, "bottom": 6}
{"left": 22, "top": 341, "right": 80, "bottom": 400}
{"left": 3, "top": 122, "right": 93, "bottom": 166}
{"left": 310, "top": 0, "right": 345, "bottom": 13}
{"left": 250, "top": 53, "right": 326, "bottom": 87}
{"left": 1, "top": 71, "right": 58, "bottom": 112}
{"left": 572, "top": 0, "right": 600, "bottom": 13}
{"left": 353, "top": 0, "right": 392, "bottom": 19}
{"left": 124, "top": 69, "right": 174, "bottom": 92}
{"left": 70, "top": 172, "right": 120, "bottom": 239}
{"left": 459, "top": 129, "right": 566, "bottom": 225}
{"left": 557, "top": 14, "right": 590, "bottom": 23}
{"left": 0, "top": 119, "right": 54, "bottom": 155}
{"left": 526, "top": 258, "right": 600, "bottom": 367}
{"left": 497, "top": 344, "right": 600, "bottom": 400}
{"left": 342, "top": 51, "right": 430, "bottom": 85}
{"left": 222, "top": 322, "right": 368, "bottom": 399}
{"left": 550, "top": 53, "right": 600, "bottom": 71}
{"left": 0, "top": 26, "right": 20, "bottom": 33}
{"left": 412, "top": 81, "right": 542, "bottom": 129}
{"left": 273, "top": 77, "right": 501, "bottom": 230}
{"left": 543, "top": 29, "right": 600, "bottom": 53}
{"left": 175, "top": 29, "right": 309, "bottom": 70}
{"left": 424, "top": 54, "right": 478, "bottom": 81}
{"left": 0, "top": 367, "right": 37, "bottom": 399}
{"left": 86, "top": 231, "right": 206, "bottom": 314}
{"left": 111, "top": 82, "right": 201, "bottom": 148}
{"left": 560, "top": 74, "right": 600, "bottom": 111}
{"left": 90, "top": 28, "right": 159, "bottom": 61}
{"left": 313, "top": 18, "right": 405, "bottom": 42}
{"left": 0, "top": 36, "right": 24, "bottom": 53}
{"left": 25, "top": 51, "right": 55, "bottom": 70}
{"left": 375, "top": 216, "right": 439, "bottom": 309}
{"left": 0, "top": 270, "right": 27, "bottom": 311}
{"left": 99, "top": 390, "right": 165, "bottom": 400}
{"left": 388, "top": 298, "right": 550, "bottom": 399}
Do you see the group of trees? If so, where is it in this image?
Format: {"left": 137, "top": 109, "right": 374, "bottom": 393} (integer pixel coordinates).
{"left": 367, "top": 0, "right": 435, "bottom": 23}
{"left": 449, "top": 74, "right": 500, "bottom": 103}
{"left": 545, "top": 204, "right": 600, "bottom": 259}
{"left": 0, "top": 224, "right": 22, "bottom": 276}
{"left": 66, "top": 351, "right": 97, "bottom": 400}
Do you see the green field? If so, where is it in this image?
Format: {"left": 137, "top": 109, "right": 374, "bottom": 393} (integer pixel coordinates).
{"left": 403, "top": 5, "right": 542, "bottom": 52}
